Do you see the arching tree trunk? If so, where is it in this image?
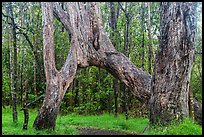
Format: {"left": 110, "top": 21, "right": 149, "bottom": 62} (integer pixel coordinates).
{"left": 149, "top": 2, "right": 196, "bottom": 125}
{"left": 34, "top": 2, "right": 151, "bottom": 130}
{"left": 34, "top": 2, "right": 199, "bottom": 130}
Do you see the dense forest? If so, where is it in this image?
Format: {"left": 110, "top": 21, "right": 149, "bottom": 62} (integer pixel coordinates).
{"left": 2, "top": 2, "right": 202, "bottom": 135}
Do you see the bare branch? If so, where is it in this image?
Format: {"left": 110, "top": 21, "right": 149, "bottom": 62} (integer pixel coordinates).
{"left": 53, "top": 2, "right": 72, "bottom": 34}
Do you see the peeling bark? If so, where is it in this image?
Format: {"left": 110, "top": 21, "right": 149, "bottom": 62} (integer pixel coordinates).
{"left": 33, "top": 3, "right": 77, "bottom": 130}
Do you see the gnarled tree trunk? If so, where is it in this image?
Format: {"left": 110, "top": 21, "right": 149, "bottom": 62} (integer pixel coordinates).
{"left": 33, "top": 2, "right": 151, "bottom": 130}
{"left": 34, "top": 2, "right": 200, "bottom": 130}
{"left": 149, "top": 2, "right": 196, "bottom": 125}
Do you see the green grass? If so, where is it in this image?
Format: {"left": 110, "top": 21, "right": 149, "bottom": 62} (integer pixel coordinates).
{"left": 2, "top": 106, "right": 202, "bottom": 135}
{"left": 2, "top": 107, "right": 78, "bottom": 135}
{"left": 145, "top": 118, "right": 202, "bottom": 135}
{"left": 57, "top": 113, "right": 148, "bottom": 134}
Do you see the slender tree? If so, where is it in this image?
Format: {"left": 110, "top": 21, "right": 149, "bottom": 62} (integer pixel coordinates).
{"left": 141, "top": 3, "right": 145, "bottom": 71}
{"left": 147, "top": 2, "right": 153, "bottom": 75}
{"left": 22, "top": 80, "right": 29, "bottom": 130}
{"left": 8, "top": 2, "right": 18, "bottom": 123}
{"left": 110, "top": 2, "right": 119, "bottom": 117}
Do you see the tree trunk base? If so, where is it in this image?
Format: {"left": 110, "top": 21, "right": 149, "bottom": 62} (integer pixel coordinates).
{"left": 33, "top": 106, "right": 59, "bottom": 130}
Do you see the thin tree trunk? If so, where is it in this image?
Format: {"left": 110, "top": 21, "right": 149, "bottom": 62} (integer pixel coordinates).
{"left": 110, "top": 2, "right": 119, "bottom": 117}
{"left": 122, "top": 2, "right": 132, "bottom": 120}
{"left": 147, "top": 2, "right": 153, "bottom": 75}
{"left": 20, "top": 50, "right": 23, "bottom": 106}
{"left": 149, "top": 2, "right": 197, "bottom": 125}
{"left": 113, "top": 79, "right": 119, "bottom": 117}
{"left": 22, "top": 80, "right": 29, "bottom": 130}
{"left": 8, "top": 34, "right": 12, "bottom": 109}
{"left": 141, "top": 3, "right": 145, "bottom": 70}
{"left": 71, "top": 77, "right": 77, "bottom": 107}
{"left": 6, "top": 5, "right": 13, "bottom": 108}
{"left": 74, "top": 79, "right": 79, "bottom": 107}
{"left": 34, "top": 60, "right": 37, "bottom": 97}
{"left": 9, "top": 2, "right": 18, "bottom": 123}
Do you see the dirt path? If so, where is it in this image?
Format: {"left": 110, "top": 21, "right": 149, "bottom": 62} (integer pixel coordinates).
{"left": 76, "top": 127, "right": 137, "bottom": 135}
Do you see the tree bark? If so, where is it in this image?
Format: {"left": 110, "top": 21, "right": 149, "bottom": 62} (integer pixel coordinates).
{"left": 149, "top": 2, "right": 196, "bottom": 125}
{"left": 193, "top": 99, "right": 202, "bottom": 125}
{"left": 33, "top": 3, "right": 77, "bottom": 130}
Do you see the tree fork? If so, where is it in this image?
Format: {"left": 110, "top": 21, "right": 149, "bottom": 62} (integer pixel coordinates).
{"left": 33, "top": 3, "right": 77, "bottom": 130}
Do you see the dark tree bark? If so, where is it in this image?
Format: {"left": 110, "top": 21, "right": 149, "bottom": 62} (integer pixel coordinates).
{"left": 110, "top": 2, "right": 119, "bottom": 117}
{"left": 73, "top": 79, "right": 79, "bottom": 107}
{"left": 21, "top": 80, "right": 29, "bottom": 130}
{"left": 20, "top": 49, "right": 24, "bottom": 105}
{"left": 149, "top": 2, "right": 197, "bottom": 125}
{"left": 8, "top": 2, "right": 18, "bottom": 123}
{"left": 122, "top": 2, "right": 129, "bottom": 120}
{"left": 193, "top": 99, "right": 202, "bottom": 125}
{"left": 141, "top": 3, "right": 145, "bottom": 70}
{"left": 113, "top": 78, "right": 119, "bottom": 116}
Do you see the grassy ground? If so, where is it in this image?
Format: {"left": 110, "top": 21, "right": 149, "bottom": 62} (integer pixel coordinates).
{"left": 2, "top": 106, "right": 202, "bottom": 135}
